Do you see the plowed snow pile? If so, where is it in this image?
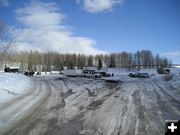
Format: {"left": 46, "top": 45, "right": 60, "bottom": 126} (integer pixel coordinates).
{"left": 0, "top": 73, "right": 32, "bottom": 103}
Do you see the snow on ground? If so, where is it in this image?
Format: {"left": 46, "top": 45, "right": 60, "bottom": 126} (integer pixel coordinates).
{"left": 0, "top": 73, "right": 32, "bottom": 103}
{"left": 0, "top": 68, "right": 179, "bottom": 135}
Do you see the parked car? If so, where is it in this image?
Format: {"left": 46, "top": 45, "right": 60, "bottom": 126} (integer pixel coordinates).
{"left": 165, "top": 69, "right": 170, "bottom": 74}
{"left": 142, "top": 73, "right": 150, "bottom": 78}
{"left": 128, "top": 73, "right": 136, "bottom": 77}
{"left": 157, "top": 68, "right": 170, "bottom": 74}
{"left": 24, "top": 71, "right": 34, "bottom": 76}
{"left": 128, "top": 72, "right": 149, "bottom": 78}
{"left": 59, "top": 71, "right": 63, "bottom": 74}
{"left": 137, "top": 73, "right": 149, "bottom": 78}
{"left": 36, "top": 72, "right": 41, "bottom": 75}
{"left": 97, "top": 71, "right": 111, "bottom": 77}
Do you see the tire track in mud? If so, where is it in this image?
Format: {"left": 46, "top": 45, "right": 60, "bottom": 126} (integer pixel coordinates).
{"left": 155, "top": 84, "right": 180, "bottom": 104}
{"left": 86, "top": 82, "right": 122, "bottom": 111}
{"left": 40, "top": 79, "right": 83, "bottom": 135}
{"left": 114, "top": 91, "right": 130, "bottom": 135}
{"left": 85, "top": 78, "right": 180, "bottom": 135}
{"left": 134, "top": 82, "right": 146, "bottom": 135}
{"left": 82, "top": 82, "right": 125, "bottom": 134}
{"left": 52, "top": 78, "right": 78, "bottom": 100}
{"left": 114, "top": 81, "right": 150, "bottom": 135}
{"left": 119, "top": 82, "right": 145, "bottom": 135}
{"left": 140, "top": 80, "right": 166, "bottom": 135}
{"left": 140, "top": 80, "right": 179, "bottom": 135}
{"left": 147, "top": 81, "right": 180, "bottom": 115}
{"left": 1, "top": 80, "right": 52, "bottom": 135}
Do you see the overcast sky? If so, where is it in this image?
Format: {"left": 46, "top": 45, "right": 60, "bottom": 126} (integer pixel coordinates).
{"left": 0, "top": 0, "right": 180, "bottom": 63}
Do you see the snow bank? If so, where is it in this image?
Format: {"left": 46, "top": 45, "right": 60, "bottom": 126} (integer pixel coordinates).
{"left": 170, "top": 68, "right": 180, "bottom": 75}
{"left": 0, "top": 73, "right": 32, "bottom": 103}
{"left": 169, "top": 75, "right": 180, "bottom": 91}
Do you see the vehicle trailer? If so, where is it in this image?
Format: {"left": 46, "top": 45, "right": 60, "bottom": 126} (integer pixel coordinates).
{"left": 63, "top": 69, "right": 83, "bottom": 77}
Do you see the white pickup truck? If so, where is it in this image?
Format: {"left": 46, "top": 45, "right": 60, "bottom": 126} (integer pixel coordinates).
{"left": 83, "top": 70, "right": 101, "bottom": 78}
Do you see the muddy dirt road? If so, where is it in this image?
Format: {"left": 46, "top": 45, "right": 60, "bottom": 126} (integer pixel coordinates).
{"left": 0, "top": 76, "right": 179, "bottom": 135}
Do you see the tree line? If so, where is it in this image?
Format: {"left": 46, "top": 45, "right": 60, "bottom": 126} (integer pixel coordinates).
{"left": 1, "top": 50, "right": 172, "bottom": 72}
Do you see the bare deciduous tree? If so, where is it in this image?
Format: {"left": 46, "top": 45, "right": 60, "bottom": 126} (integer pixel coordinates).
{"left": 0, "top": 20, "right": 15, "bottom": 68}
{"left": 3, "top": 50, "right": 171, "bottom": 72}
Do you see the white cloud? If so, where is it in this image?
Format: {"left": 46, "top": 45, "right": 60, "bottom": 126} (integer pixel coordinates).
{"left": 0, "top": 0, "right": 10, "bottom": 7}
{"left": 76, "top": 0, "right": 124, "bottom": 13}
{"left": 15, "top": 1, "right": 65, "bottom": 29}
{"left": 161, "top": 51, "right": 180, "bottom": 57}
{"left": 11, "top": 1, "right": 106, "bottom": 55}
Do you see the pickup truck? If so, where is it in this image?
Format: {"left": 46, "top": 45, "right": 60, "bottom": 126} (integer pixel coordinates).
{"left": 83, "top": 70, "right": 101, "bottom": 78}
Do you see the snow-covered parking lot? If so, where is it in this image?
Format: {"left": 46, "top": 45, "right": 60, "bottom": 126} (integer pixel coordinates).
{"left": 0, "top": 69, "right": 180, "bottom": 135}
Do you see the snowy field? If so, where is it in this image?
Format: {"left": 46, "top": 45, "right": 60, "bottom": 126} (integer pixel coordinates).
{"left": 0, "top": 68, "right": 179, "bottom": 135}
